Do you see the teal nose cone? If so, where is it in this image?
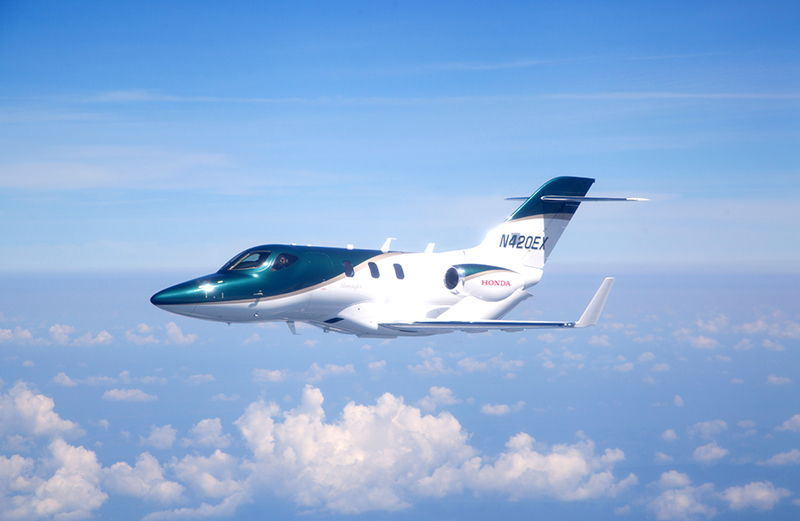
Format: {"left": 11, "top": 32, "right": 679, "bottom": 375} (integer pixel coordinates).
{"left": 150, "top": 281, "right": 204, "bottom": 307}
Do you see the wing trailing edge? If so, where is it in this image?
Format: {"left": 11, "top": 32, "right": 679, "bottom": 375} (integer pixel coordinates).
{"left": 380, "top": 277, "right": 615, "bottom": 334}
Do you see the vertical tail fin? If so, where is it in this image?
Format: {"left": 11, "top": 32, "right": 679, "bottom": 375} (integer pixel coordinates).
{"left": 476, "top": 177, "right": 594, "bottom": 268}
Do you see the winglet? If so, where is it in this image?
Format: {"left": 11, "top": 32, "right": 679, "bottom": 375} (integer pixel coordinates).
{"left": 574, "top": 277, "right": 614, "bottom": 328}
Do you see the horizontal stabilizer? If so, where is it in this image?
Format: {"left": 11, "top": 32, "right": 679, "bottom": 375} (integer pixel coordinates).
{"left": 380, "top": 277, "right": 615, "bottom": 334}
{"left": 505, "top": 196, "right": 647, "bottom": 202}
{"left": 541, "top": 196, "right": 648, "bottom": 202}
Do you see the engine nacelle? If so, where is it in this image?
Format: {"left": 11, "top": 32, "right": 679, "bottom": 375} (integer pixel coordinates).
{"left": 443, "top": 264, "right": 524, "bottom": 302}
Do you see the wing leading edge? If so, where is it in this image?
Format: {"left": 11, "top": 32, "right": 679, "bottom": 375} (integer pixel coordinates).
{"left": 380, "top": 277, "right": 614, "bottom": 334}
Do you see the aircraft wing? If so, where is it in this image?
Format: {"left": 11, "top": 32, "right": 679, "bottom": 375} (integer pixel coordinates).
{"left": 380, "top": 277, "right": 614, "bottom": 334}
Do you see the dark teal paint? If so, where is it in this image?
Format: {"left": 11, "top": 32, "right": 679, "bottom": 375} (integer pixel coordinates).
{"left": 150, "top": 245, "right": 386, "bottom": 306}
{"left": 508, "top": 176, "right": 594, "bottom": 222}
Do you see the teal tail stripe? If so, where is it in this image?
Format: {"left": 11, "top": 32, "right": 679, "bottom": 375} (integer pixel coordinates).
{"left": 508, "top": 177, "right": 595, "bottom": 221}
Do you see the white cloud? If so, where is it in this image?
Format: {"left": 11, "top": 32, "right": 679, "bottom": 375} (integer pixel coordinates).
{"left": 542, "top": 360, "right": 555, "bottom": 369}
{"left": 638, "top": 352, "right": 655, "bottom": 362}
{"left": 230, "top": 385, "right": 636, "bottom": 514}
{"left": 104, "top": 452, "right": 185, "bottom": 503}
{"left": 673, "top": 395, "right": 684, "bottom": 407}
{"left": 733, "top": 338, "right": 752, "bottom": 350}
{"left": 690, "top": 420, "right": 727, "bottom": 439}
{"left": 170, "top": 450, "right": 244, "bottom": 499}
{"left": 537, "top": 333, "right": 556, "bottom": 343}
{"left": 242, "top": 333, "right": 260, "bottom": 345}
{"left": 762, "top": 339, "right": 785, "bottom": 351}
{"left": 48, "top": 324, "right": 112, "bottom": 346}
{"left": 22, "top": 360, "right": 34, "bottom": 367}
{"left": 652, "top": 363, "right": 670, "bottom": 372}
{"left": 51, "top": 372, "right": 77, "bottom": 386}
{"left": 735, "top": 319, "right": 800, "bottom": 338}
{"left": 0, "top": 326, "right": 37, "bottom": 344}
{"left": 661, "top": 430, "right": 678, "bottom": 442}
{"left": 776, "top": 414, "right": 800, "bottom": 432}
{"left": 658, "top": 470, "right": 692, "bottom": 489}
{"left": 721, "top": 481, "right": 791, "bottom": 510}
{"left": 368, "top": 360, "right": 386, "bottom": 371}
{"left": 212, "top": 393, "right": 239, "bottom": 402}
{"left": 408, "top": 357, "right": 451, "bottom": 375}
{"left": 84, "top": 375, "right": 118, "bottom": 385}
{"left": 737, "top": 420, "right": 755, "bottom": 428}
{"left": 692, "top": 442, "right": 728, "bottom": 463}
{"left": 118, "top": 370, "right": 167, "bottom": 386}
{"left": 165, "top": 322, "right": 198, "bottom": 345}
{"left": 642, "top": 375, "right": 655, "bottom": 385}
{"left": 589, "top": 335, "right": 610, "bottom": 347}
{"left": 767, "top": 375, "right": 791, "bottom": 385}
{"left": 654, "top": 452, "right": 674, "bottom": 463}
{"left": 182, "top": 418, "right": 232, "bottom": 449}
{"left": 49, "top": 323, "right": 75, "bottom": 344}
{"left": 483, "top": 401, "right": 524, "bottom": 416}
{"left": 648, "top": 472, "right": 715, "bottom": 520}
{"left": 614, "top": 362, "right": 633, "bottom": 372}
{"left": 0, "top": 438, "right": 108, "bottom": 519}
{"left": 715, "top": 355, "right": 731, "bottom": 362}
{"left": 481, "top": 404, "right": 510, "bottom": 416}
{"left": 187, "top": 374, "right": 215, "bottom": 384}
{"left": 3, "top": 434, "right": 33, "bottom": 452}
{"left": 457, "top": 357, "right": 487, "bottom": 372}
{"left": 759, "top": 448, "right": 800, "bottom": 466}
{"left": 614, "top": 504, "right": 631, "bottom": 515}
{"left": 103, "top": 389, "right": 158, "bottom": 402}
{"left": 488, "top": 354, "right": 524, "bottom": 370}
{"left": 418, "top": 387, "right": 459, "bottom": 412}
{"left": 730, "top": 378, "right": 744, "bottom": 384}
{"left": 696, "top": 314, "right": 729, "bottom": 333}
{"left": 253, "top": 368, "right": 285, "bottom": 383}
{"left": 672, "top": 328, "right": 719, "bottom": 349}
{"left": 0, "top": 382, "right": 83, "bottom": 437}
{"left": 690, "top": 336, "right": 718, "bottom": 349}
{"left": 140, "top": 425, "right": 177, "bottom": 450}
{"left": 136, "top": 323, "right": 153, "bottom": 334}
{"left": 306, "top": 362, "right": 355, "bottom": 382}
{"left": 457, "top": 354, "right": 523, "bottom": 373}
{"left": 126, "top": 324, "right": 159, "bottom": 345}
{"left": 73, "top": 330, "right": 113, "bottom": 346}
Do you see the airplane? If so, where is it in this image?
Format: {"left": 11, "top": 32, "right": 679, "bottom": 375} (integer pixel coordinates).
{"left": 151, "top": 176, "right": 645, "bottom": 338}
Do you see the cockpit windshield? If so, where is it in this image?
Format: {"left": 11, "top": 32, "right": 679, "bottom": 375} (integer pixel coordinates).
{"left": 220, "top": 250, "right": 272, "bottom": 271}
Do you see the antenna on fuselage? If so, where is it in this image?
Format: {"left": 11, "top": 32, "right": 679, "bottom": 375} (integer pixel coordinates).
{"left": 381, "top": 238, "right": 396, "bottom": 253}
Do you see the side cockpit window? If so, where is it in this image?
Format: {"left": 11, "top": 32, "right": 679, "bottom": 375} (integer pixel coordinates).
{"left": 271, "top": 253, "right": 299, "bottom": 271}
{"left": 342, "top": 261, "right": 354, "bottom": 277}
{"left": 368, "top": 262, "right": 380, "bottom": 278}
{"left": 224, "top": 250, "right": 271, "bottom": 271}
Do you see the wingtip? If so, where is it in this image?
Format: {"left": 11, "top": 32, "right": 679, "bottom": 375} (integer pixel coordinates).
{"left": 575, "top": 278, "right": 615, "bottom": 328}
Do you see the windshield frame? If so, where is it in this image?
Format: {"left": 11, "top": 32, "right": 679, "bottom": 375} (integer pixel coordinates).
{"left": 218, "top": 250, "right": 273, "bottom": 272}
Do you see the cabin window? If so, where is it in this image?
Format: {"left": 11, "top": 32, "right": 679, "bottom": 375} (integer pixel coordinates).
{"left": 342, "top": 261, "right": 354, "bottom": 277}
{"left": 393, "top": 263, "right": 405, "bottom": 279}
{"left": 369, "top": 262, "right": 380, "bottom": 278}
{"left": 271, "top": 253, "right": 299, "bottom": 271}
{"left": 224, "top": 250, "right": 271, "bottom": 271}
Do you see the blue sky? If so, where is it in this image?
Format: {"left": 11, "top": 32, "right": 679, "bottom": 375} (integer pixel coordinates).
{"left": 1, "top": 1, "right": 799, "bottom": 520}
